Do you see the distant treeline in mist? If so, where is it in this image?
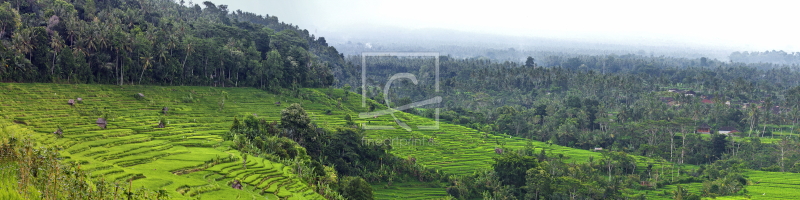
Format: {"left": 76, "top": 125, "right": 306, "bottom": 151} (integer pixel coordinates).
{"left": 332, "top": 41, "right": 723, "bottom": 63}
{"left": 730, "top": 50, "right": 800, "bottom": 65}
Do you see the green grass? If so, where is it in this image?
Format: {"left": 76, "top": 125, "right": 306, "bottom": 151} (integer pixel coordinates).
{"left": 0, "top": 162, "right": 37, "bottom": 199}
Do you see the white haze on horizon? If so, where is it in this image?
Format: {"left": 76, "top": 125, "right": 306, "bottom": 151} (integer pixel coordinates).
{"left": 209, "top": 0, "right": 800, "bottom": 54}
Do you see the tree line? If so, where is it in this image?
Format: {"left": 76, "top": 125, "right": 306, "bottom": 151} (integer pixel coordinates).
{"left": 730, "top": 50, "right": 800, "bottom": 65}
{"left": 0, "top": 0, "right": 340, "bottom": 89}
{"left": 331, "top": 53, "right": 800, "bottom": 193}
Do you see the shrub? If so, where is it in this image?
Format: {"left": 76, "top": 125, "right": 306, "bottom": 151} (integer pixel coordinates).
{"left": 182, "top": 94, "right": 195, "bottom": 103}
{"left": 338, "top": 176, "right": 373, "bottom": 200}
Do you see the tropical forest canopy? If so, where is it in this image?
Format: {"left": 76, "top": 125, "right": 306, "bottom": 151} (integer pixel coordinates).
{"left": 0, "top": 0, "right": 339, "bottom": 89}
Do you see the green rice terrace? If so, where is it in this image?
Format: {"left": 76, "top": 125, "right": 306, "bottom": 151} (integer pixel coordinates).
{"left": 2, "top": 83, "right": 800, "bottom": 199}
{"left": 0, "top": 83, "right": 328, "bottom": 199}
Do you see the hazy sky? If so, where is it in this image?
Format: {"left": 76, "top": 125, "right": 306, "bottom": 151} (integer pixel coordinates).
{"left": 209, "top": 0, "right": 799, "bottom": 52}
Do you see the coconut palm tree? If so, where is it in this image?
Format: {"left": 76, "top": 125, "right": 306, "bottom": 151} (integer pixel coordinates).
{"left": 181, "top": 41, "right": 194, "bottom": 84}
{"left": 138, "top": 55, "right": 152, "bottom": 84}
{"left": 12, "top": 28, "right": 33, "bottom": 60}
{"left": 49, "top": 31, "right": 64, "bottom": 76}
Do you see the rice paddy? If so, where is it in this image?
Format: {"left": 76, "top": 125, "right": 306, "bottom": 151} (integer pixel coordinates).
{"left": 0, "top": 83, "right": 322, "bottom": 199}
{"left": 2, "top": 83, "right": 797, "bottom": 199}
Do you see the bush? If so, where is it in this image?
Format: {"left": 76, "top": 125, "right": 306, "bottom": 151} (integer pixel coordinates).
{"left": 339, "top": 176, "right": 373, "bottom": 200}
{"left": 762, "top": 130, "right": 772, "bottom": 136}
{"left": 182, "top": 94, "right": 195, "bottom": 103}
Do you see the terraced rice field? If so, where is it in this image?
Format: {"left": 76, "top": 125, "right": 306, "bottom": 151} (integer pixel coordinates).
{"left": 0, "top": 83, "right": 322, "bottom": 199}
{"left": 2, "top": 83, "right": 622, "bottom": 199}
{"left": 695, "top": 133, "right": 793, "bottom": 144}
{"left": 621, "top": 168, "right": 800, "bottom": 199}
{"left": 624, "top": 182, "right": 705, "bottom": 200}
{"left": 359, "top": 108, "right": 696, "bottom": 178}
{"left": 4, "top": 83, "right": 786, "bottom": 199}
{"left": 371, "top": 181, "right": 448, "bottom": 199}
{"left": 742, "top": 170, "right": 800, "bottom": 199}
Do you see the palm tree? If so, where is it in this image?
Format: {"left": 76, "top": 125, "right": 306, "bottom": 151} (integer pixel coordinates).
{"left": 121, "top": 33, "right": 134, "bottom": 85}
{"left": 49, "top": 32, "right": 64, "bottom": 76}
{"left": 138, "top": 55, "right": 152, "bottom": 85}
{"left": 12, "top": 28, "right": 33, "bottom": 60}
{"left": 748, "top": 106, "right": 758, "bottom": 137}
{"left": 181, "top": 41, "right": 194, "bottom": 85}
{"left": 64, "top": 17, "right": 80, "bottom": 44}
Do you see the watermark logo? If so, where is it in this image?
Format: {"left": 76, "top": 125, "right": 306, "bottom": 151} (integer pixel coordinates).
{"left": 362, "top": 137, "right": 439, "bottom": 147}
{"left": 359, "top": 52, "right": 441, "bottom": 131}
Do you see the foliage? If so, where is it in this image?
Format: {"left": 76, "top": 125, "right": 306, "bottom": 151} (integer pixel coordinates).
{"left": 493, "top": 152, "right": 538, "bottom": 188}
{"left": 339, "top": 176, "right": 374, "bottom": 200}
{"left": 0, "top": 0, "right": 337, "bottom": 88}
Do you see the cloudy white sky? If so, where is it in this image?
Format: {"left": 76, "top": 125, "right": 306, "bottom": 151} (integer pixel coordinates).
{"left": 209, "top": 0, "right": 799, "bottom": 52}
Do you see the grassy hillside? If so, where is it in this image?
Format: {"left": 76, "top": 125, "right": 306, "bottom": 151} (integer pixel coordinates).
{"left": 3, "top": 83, "right": 799, "bottom": 199}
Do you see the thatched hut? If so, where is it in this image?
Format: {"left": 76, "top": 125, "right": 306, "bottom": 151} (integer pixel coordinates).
{"left": 495, "top": 148, "right": 503, "bottom": 154}
{"left": 231, "top": 180, "right": 242, "bottom": 190}
{"left": 96, "top": 118, "right": 107, "bottom": 129}
{"left": 53, "top": 127, "right": 63, "bottom": 136}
